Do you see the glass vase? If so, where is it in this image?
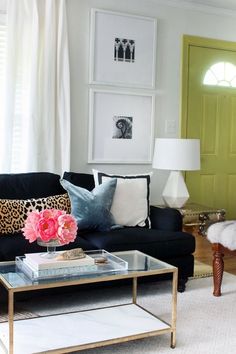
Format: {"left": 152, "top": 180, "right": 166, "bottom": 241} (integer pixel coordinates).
{"left": 37, "top": 238, "right": 62, "bottom": 259}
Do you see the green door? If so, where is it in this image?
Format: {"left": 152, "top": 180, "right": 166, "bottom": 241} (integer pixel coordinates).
{"left": 182, "top": 36, "right": 236, "bottom": 219}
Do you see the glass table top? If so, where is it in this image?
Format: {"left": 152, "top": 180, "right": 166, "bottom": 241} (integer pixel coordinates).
{"left": 116, "top": 250, "right": 174, "bottom": 272}
{"left": 0, "top": 250, "right": 176, "bottom": 290}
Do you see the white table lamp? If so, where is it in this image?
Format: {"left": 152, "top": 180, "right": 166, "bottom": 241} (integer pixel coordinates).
{"left": 152, "top": 138, "right": 200, "bottom": 208}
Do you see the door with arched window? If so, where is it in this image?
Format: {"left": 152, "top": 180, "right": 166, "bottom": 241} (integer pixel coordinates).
{"left": 182, "top": 35, "right": 236, "bottom": 219}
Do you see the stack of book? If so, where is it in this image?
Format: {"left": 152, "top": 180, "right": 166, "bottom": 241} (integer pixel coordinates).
{"left": 17, "top": 252, "right": 98, "bottom": 280}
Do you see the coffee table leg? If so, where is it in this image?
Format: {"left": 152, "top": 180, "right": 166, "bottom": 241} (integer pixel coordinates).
{"left": 8, "top": 290, "right": 14, "bottom": 354}
{"left": 171, "top": 270, "right": 178, "bottom": 348}
{"left": 132, "top": 277, "right": 137, "bottom": 304}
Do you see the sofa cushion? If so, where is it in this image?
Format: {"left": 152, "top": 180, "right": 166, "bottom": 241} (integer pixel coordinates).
{"left": 0, "top": 172, "right": 65, "bottom": 199}
{"left": 80, "top": 227, "right": 195, "bottom": 260}
{"left": 93, "top": 170, "right": 152, "bottom": 228}
{"left": 63, "top": 172, "right": 95, "bottom": 191}
{"left": 60, "top": 178, "right": 117, "bottom": 232}
{"left": 0, "top": 194, "right": 71, "bottom": 235}
{"left": 150, "top": 206, "right": 183, "bottom": 231}
{"left": 0, "top": 233, "right": 96, "bottom": 261}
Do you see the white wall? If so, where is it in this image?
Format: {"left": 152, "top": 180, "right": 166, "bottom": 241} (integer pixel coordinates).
{"left": 66, "top": 0, "right": 236, "bottom": 204}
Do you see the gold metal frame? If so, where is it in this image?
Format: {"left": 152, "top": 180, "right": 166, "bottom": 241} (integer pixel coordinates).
{"left": 0, "top": 253, "right": 178, "bottom": 353}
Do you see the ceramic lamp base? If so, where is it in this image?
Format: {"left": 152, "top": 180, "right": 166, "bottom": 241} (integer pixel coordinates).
{"left": 162, "top": 171, "right": 189, "bottom": 208}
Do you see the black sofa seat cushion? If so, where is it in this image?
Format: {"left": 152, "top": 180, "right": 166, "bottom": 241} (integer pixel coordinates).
{"left": 80, "top": 227, "right": 195, "bottom": 260}
{"left": 0, "top": 234, "right": 96, "bottom": 262}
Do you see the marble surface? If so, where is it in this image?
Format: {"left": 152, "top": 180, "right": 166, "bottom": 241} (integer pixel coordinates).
{"left": 0, "top": 304, "right": 170, "bottom": 353}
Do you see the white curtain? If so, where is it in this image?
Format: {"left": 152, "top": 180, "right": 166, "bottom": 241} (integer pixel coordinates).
{"left": 0, "top": 0, "right": 71, "bottom": 174}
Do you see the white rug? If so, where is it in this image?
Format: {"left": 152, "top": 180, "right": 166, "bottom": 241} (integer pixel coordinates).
{"left": 14, "top": 273, "right": 236, "bottom": 354}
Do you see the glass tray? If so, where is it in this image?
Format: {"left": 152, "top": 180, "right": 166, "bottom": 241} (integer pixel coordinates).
{"left": 15, "top": 250, "right": 128, "bottom": 281}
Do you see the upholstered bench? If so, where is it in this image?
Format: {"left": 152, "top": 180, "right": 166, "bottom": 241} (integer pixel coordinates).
{"left": 207, "top": 221, "right": 236, "bottom": 296}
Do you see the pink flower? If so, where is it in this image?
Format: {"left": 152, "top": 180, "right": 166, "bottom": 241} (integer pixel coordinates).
{"left": 41, "top": 209, "right": 64, "bottom": 220}
{"left": 22, "top": 208, "right": 78, "bottom": 246}
{"left": 22, "top": 210, "right": 40, "bottom": 243}
{"left": 38, "top": 217, "right": 58, "bottom": 242}
{"left": 57, "top": 214, "right": 78, "bottom": 245}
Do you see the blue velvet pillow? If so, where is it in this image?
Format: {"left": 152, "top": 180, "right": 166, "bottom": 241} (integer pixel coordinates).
{"left": 60, "top": 178, "right": 117, "bottom": 232}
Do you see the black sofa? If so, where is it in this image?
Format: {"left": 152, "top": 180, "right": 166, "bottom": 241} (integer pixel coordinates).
{"left": 0, "top": 171, "right": 195, "bottom": 292}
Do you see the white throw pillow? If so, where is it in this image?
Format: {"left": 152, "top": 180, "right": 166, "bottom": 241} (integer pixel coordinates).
{"left": 93, "top": 170, "right": 152, "bottom": 227}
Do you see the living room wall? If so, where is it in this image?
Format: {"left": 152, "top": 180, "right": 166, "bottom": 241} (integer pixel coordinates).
{"left": 66, "top": 0, "right": 236, "bottom": 204}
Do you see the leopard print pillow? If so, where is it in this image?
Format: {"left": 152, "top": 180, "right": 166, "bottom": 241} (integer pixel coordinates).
{"left": 0, "top": 193, "right": 71, "bottom": 235}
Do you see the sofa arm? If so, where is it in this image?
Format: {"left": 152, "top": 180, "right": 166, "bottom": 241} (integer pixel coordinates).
{"left": 150, "top": 206, "right": 183, "bottom": 232}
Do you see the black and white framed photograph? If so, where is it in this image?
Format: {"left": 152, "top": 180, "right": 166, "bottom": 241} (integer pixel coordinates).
{"left": 88, "top": 89, "right": 155, "bottom": 164}
{"left": 89, "top": 9, "right": 157, "bottom": 89}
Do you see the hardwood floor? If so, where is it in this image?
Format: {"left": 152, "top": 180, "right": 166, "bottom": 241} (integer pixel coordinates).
{"left": 193, "top": 230, "right": 236, "bottom": 275}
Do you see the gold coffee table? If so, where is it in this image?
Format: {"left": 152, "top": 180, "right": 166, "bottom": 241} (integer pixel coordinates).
{"left": 0, "top": 250, "right": 177, "bottom": 354}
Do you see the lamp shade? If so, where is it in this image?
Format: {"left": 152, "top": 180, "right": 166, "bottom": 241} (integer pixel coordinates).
{"left": 152, "top": 138, "right": 200, "bottom": 171}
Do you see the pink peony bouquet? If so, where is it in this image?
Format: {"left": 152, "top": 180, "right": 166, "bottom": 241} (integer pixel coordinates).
{"left": 22, "top": 209, "right": 78, "bottom": 245}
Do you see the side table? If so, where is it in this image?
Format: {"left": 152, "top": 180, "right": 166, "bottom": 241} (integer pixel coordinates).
{"left": 155, "top": 203, "right": 226, "bottom": 236}
{"left": 177, "top": 203, "right": 226, "bottom": 236}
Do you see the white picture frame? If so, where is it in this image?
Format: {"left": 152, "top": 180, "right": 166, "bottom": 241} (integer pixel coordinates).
{"left": 89, "top": 9, "right": 157, "bottom": 89}
{"left": 88, "top": 89, "right": 155, "bottom": 164}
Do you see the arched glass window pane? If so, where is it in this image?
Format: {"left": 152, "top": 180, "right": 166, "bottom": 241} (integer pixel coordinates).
{"left": 203, "top": 71, "right": 217, "bottom": 85}
{"left": 231, "top": 77, "right": 236, "bottom": 87}
{"left": 218, "top": 80, "right": 230, "bottom": 87}
{"left": 212, "top": 62, "right": 224, "bottom": 81}
{"left": 203, "top": 61, "right": 236, "bottom": 88}
{"left": 225, "top": 63, "right": 236, "bottom": 81}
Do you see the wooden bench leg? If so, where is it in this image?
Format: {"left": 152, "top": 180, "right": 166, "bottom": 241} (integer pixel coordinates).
{"left": 212, "top": 245, "right": 224, "bottom": 297}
